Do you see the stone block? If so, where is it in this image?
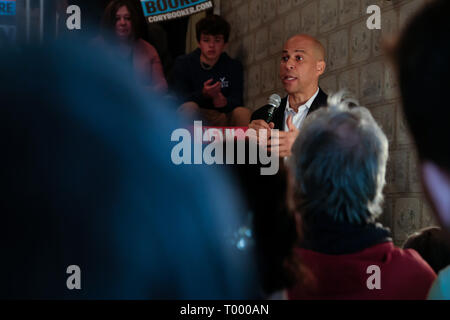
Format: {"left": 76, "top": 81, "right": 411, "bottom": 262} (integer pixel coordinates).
{"left": 244, "top": 99, "right": 253, "bottom": 111}
{"left": 228, "top": 40, "right": 242, "bottom": 60}
{"left": 381, "top": 9, "right": 398, "bottom": 36}
{"left": 276, "top": 59, "right": 285, "bottom": 91}
{"left": 339, "top": 0, "right": 361, "bottom": 25}
{"left": 394, "top": 197, "right": 421, "bottom": 243}
{"left": 235, "top": 4, "right": 249, "bottom": 37}
{"left": 278, "top": 0, "right": 292, "bottom": 15}
{"left": 248, "top": 64, "right": 261, "bottom": 98}
{"left": 284, "top": 9, "right": 301, "bottom": 41}
{"left": 396, "top": 106, "right": 413, "bottom": 145}
{"left": 361, "top": 0, "right": 385, "bottom": 16}
{"left": 231, "top": 0, "right": 244, "bottom": 8}
{"left": 254, "top": 96, "right": 269, "bottom": 112}
{"left": 399, "top": 0, "right": 427, "bottom": 31}
{"left": 249, "top": 0, "right": 262, "bottom": 30}
{"left": 386, "top": 149, "right": 408, "bottom": 193}
{"left": 328, "top": 29, "right": 349, "bottom": 71}
{"left": 370, "top": 104, "right": 395, "bottom": 145}
{"left": 380, "top": 197, "right": 394, "bottom": 231}
{"left": 385, "top": 153, "right": 394, "bottom": 193}
{"left": 292, "top": 0, "right": 308, "bottom": 8}
{"left": 221, "top": 0, "right": 232, "bottom": 14}
{"left": 319, "top": 0, "right": 338, "bottom": 33}
{"left": 350, "top": 20, "right": 372, "bottom": 64}
{"left": 373, "top": 9, "right": 398, "bottom": 57}
{"left": 226, "top": 14, "right": 237, "bottom": 43}
{"left": 243, "top": 86, "right": 251, "bottom": 110}
{"left": 422, "top": 199, "right": 439, "bottom": 228}
{"left": 243, "top": 34, "right": 255, "bottom": 65}
{"left": 384, "top": 63, "right": 400, "bottom": 100}
{"left": 360, "top": 61, "right": 383, "bottom": 104}
{"left": 261, "top": 59, "right": 277, "bottom": 94}
{"left": 319, "top": 74, "right": 337, "bottom": 95}
{"left": 262, "top": 0, "right": 277, "bottom": 23}
{"left": 255, "top": 27, "right": 269, "bottom": 61}
{"left": 301, "top": 1, "right": 318, "bottom": 36}
{"left": 338, "top": 67, "right": 359, "bottom": 98}
{"left": 409, "top": 150, "right": 423, "bottom": 193}
{"left": 393, "top": 149, "right": 409, "bottom": 193}
{"left": 269, "top": 19, "right": 284, "bottom": 56}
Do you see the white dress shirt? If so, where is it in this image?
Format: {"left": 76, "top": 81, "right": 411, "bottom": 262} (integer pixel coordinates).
{"left": 283, "top": 88, "right": 320, "bottom": 131}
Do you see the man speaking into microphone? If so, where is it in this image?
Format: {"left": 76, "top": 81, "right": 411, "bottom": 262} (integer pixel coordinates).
{"left": 249, "top": 34, "right": 328, "bottom": 157}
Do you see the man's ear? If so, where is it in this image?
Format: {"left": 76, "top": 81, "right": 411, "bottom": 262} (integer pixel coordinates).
{"left": 421, "top": 161, "right": 450, "bottom": 228}
{"left": 316, "top": 60, "right": 326, "bottom": 76}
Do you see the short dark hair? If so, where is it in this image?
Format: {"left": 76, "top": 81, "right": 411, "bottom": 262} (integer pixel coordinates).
{"left": 392, "top": 0, "right": 450, "bottom": 172}
{"left": 101, "top": 0, "right": 144, "bottom": 41}
{"left": 196, "top": 14, "right": 230, "bottom": 43}
{"left": 404, "top": 227, "right": 450, "bottom": 274}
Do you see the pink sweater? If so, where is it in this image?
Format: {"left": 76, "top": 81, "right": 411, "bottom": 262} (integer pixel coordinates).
{"left": 92, "top": 37, "right": 167, "bottom": 93}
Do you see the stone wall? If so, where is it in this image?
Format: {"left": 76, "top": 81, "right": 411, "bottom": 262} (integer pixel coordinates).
{"left": 221, "top": 0, "right": 437, "bottom": 245}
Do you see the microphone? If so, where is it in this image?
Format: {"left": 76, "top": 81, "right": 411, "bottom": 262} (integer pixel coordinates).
{"left": 265, "top": 94, "right": 281, "bottom": 123}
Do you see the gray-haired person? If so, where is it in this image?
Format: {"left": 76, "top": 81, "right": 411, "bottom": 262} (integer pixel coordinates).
{"left": 287, "top": 93, "right": 436, "bottom": 300}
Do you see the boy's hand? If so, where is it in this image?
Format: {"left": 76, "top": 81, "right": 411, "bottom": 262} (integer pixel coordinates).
{"left": 212, "top": 93, "right": 227, "bottom": 108}
{"left": 202, "top": 79, "right": 221, "bottom": 99}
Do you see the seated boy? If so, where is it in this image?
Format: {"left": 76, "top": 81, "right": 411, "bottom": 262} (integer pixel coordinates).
{"left": 170, "top": 14, "right": 250, "bottom": 126}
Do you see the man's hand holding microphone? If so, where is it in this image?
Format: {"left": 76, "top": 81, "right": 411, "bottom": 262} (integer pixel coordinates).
{"left": 248, "top": 94, "right": 299, "bottom": 157}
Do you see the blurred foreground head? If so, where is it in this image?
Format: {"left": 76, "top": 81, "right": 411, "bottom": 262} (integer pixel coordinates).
{"left": 290, "top": 93, "right": 388, "bottom": 225}
{"left": 391, "top": 0, "right": 450, "bottom": 231}
{"left": 0, "top": 41, "right": 257, "bottom": 299}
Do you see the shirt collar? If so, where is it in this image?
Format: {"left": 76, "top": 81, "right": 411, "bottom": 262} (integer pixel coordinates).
{"left": 285, "top": 88, "right": 320, "bottom": 113}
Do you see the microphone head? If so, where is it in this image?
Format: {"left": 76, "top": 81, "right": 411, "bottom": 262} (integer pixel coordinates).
{"left": 268, "top": 94, "right": 281, "bottom": 108}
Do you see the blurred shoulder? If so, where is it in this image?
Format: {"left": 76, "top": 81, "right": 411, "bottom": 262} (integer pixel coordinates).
{"left": 90, "top": 36, "right": 107, "bottom": 48}
{"left": 428, "top": 265, "right": 450, "bottom": 300}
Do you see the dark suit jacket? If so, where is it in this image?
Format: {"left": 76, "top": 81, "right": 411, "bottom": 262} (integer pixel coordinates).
{"left": 250, "top": 88, "right": 328, "bottom": 130}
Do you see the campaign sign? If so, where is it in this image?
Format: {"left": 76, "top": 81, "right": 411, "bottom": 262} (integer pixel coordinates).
{"left": 0, "top": 0, "right": 15, "bottom": 16}
{"left": 140, "top": 0, "right": 213, "bottom": 23}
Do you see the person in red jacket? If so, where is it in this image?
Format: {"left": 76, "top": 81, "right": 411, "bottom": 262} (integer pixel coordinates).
{"left": 287, "top": 93, "right": 436, "bottom": 300}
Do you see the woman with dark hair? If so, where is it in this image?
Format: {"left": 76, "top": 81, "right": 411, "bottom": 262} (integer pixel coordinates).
{"left": 95, "top": 0, "right": 167, "bottom": 93}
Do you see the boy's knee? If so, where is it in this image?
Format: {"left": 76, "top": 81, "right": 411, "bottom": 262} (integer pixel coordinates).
{"left": 229, "top": 107, "right": 251, "bottom": 126}
{"left": 178, "top": 102, "right": 200, "bottom": 115}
